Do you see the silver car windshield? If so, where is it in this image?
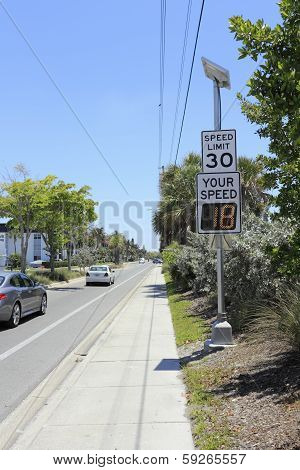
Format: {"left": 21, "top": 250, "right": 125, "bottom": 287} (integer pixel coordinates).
{"left": 90, "top": 267, "right": 107, "bottom": 272}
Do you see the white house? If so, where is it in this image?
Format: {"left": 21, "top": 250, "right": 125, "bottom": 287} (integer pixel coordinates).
{"left": 0, "top": 223, "right": 50, "bottom": 267}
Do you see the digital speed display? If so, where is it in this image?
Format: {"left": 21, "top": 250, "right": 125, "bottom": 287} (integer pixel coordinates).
{"left": 201, "top": 203, "right": 237, "bottom": 231}
{"left": 196, "top": 171, "right": 241, "bottom": 234}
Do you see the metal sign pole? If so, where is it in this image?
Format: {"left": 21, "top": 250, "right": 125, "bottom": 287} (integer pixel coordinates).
{"left": 203, "top": 79, "right": 233, "bottom": 349}
{"left": 213, "top": 79, "right": 226, "bottom": 322}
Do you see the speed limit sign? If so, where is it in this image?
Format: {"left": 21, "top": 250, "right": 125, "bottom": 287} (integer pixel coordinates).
{"left": 201, "top": 129, "right": 237, "bottom": 173}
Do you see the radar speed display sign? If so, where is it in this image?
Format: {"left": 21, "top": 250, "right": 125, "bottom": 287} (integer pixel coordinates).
{"left": 196, "top": 171, "right": 241, "bottom": 234}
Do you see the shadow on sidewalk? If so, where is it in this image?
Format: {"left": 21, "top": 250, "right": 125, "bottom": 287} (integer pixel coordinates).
{"left": 142, "top": 284, "right": 167, "bottom": 299}
{"left": 154, "top": 358, "right": 181, "bottom": 371}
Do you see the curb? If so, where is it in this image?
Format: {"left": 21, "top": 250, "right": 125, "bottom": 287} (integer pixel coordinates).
{"left": 0, "top": 267, "right": 152, "bottom": 450}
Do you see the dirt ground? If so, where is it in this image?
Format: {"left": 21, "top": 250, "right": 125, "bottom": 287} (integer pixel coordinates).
{"left": 178, "top": 304, "right": 300, "bottom": 450}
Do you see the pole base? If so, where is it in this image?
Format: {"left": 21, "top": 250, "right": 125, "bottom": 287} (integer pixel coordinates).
{"left": 204, "top": 319, "right": 235, "bottom": 352}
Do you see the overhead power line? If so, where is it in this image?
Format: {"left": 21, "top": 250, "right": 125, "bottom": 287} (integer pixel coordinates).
{"left": 158, "top": 0, "right": 166, "bottom": 171}
{"left": 0, "top": 1, "right": 129, "bottom": 195}
{"left": 169, "top": 0, "right": 192, "bottom": 164}
{"left": 174, "top": 0, "right": 206, "bottom": 166}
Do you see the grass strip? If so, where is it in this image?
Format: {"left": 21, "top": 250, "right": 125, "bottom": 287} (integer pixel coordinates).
{"left": 164, "top": 272, "right": 208, "bottom": 346}
{"left": 164, "top": 271, "right": 233, "bottom": 449}
{"left": 184, "top": 366, "right": 234, "bottom": 449}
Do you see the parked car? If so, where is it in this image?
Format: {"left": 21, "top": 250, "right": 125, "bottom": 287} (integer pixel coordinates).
{"left": 86, "top": 265, "right": 115, "bottom": 286}
{"left": 152, "top": 258, "right": 162, "bottom": 264}
{"left": 29, "top": 259, "right": 45, "bottom": 268}
{"left": 0, "top": 272, "right": 47, "bottom": 328}
{"left": 139, "top": 258, "right": 145, "bottom": 264}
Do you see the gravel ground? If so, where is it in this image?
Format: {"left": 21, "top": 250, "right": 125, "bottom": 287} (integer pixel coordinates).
{"left": 178, "top": 303, "right": 300, "bottom": 449}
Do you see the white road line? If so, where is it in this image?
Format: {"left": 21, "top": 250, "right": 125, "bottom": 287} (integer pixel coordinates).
{"left": 0, "top": 266, "right": 151, "bottom": 362}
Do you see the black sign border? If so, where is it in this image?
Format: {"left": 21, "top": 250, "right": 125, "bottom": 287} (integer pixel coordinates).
{"left": 201, "top": 129, "right": 237, "bottom": 173}
{"left": 195, "top": 170, "right": 242, "bottom": 235}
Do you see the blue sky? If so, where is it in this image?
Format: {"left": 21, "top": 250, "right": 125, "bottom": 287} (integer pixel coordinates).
{"left": 0, "top": 1, "right": 281, "bottom": 249}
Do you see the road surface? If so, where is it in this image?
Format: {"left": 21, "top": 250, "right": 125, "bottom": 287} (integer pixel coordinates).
{"left": 0, "top": 262, "right": 153, "bottom": 422}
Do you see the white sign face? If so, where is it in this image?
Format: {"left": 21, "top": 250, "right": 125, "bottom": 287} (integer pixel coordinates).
{"left": 196, "top": 171, "right": 241, "bottom": 234}
{"left": 201, "top": 129, "right": 237, "bottom": 173}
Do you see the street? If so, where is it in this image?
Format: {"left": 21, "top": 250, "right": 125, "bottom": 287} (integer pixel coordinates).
{"left": 0, "top": 262, "right": 153, "bottom": 423}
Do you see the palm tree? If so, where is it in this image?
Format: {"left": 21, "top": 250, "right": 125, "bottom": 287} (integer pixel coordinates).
{"left": 238, "top": 156, "right": 269, "bottom": 216}
{"left": 153, "top": 153, "right": 200, "bottom": 248}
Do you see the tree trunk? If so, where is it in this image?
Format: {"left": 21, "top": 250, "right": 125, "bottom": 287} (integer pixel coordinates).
{"left": 67, "top": 243, "right": 72, "bottom": 271}
{"left": 50, "top": 252, "right": 55, "bottom": 274}
{"left": 20, "top": 231, "right": 29, "bottom": 273}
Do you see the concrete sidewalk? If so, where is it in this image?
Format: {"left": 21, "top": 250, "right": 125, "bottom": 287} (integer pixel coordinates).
{"left": 12, "top": 268, "right": 194, "bottom": 450}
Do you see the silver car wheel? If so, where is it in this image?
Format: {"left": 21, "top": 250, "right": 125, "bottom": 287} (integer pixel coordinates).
{"left": 10, "top": 303, "right": 21, "bottom": 328}
{"left": 40, "top": 295, "right": 47, "bottom": 315}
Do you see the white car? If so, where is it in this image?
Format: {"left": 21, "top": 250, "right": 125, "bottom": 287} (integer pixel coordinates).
{"left": 86, "top": 265, "right": 115, "bottom": 286}
{"left": 139, "top": 258, "right": 145, "bottom": 264}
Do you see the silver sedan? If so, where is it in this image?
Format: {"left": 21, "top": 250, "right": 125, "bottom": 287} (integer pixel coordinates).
{"left": 0, "top": 272, "right": 47, "bottom": 328}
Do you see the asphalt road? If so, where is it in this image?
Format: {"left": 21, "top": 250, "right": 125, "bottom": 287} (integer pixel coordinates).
{"left": 0, "top": 262, "right": 153, "bottom": 423}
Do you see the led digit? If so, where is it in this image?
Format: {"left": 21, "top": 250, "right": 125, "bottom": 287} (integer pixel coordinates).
{"left": 220, "top": 204, "right": 236, "bottom": 229}
{"left": 201, "top": 203, "right": 237, "bottom": 231}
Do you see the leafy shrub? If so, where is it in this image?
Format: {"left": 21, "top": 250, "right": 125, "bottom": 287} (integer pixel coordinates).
{"left": 7, "top": 253, "right": 21, "bottom": 269}
{"left": 164, "top": 212, "right": 293, "bottom": 332}
{"left": 224, "top": 213, "right": 292, "bottom": 330}
{"left": 41, "top": 260, "right": 72, "bottom": 269}
{"left": 72, "top": 247, "right": 99, "bottom": 271}
{"left": 27, "top": 268, "right": 82, "bottom": 284}
{"left": 27, "top": 272, "right": 49, "bottom": 285}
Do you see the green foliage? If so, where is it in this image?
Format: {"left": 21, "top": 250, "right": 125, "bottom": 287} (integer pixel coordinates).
{"left": 229, "top": 1, "right": 300, "bottom": 271}
{"left": 154, "top": 154, "right": 270, "bottom": 249}
{"left": 7, "top": 253, "right": 21, "bottom": 269}
{"left": 153, "top": 153, "right": 200, "bottom": 247}
{"left": 164, "top": 272, "right": 208, "bottom": 346}
{"left": 184, "top": 366, "right": 234, "bottom": 449}
{"left": 28, "top": 268, "right": 82, "bottom": 284}
{"left": 162, "top": 242, "right": 180, "bottom": 269}
{"left": 248, "top": 286, "right": 300, "bottom": 350}
{"left": 0, "top": 173, "right": 56, "bottom": 272}
{"left": 72, "top": 246, "right": 99, "bottom": 271}
{"left": 238, "top": 156, "right": 269, "bottom": 215}
{"left": 164, "top": 213, "right": 293, "bottom": 332}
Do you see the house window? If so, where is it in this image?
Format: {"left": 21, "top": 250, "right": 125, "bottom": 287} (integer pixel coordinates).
{"left": 34, "top": 233, "right": 41, "bottom": 239}
{"left": 0, "top": 235, "right": 5, "bottom": 242}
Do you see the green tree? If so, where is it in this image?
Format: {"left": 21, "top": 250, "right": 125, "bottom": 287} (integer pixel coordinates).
{"left": 108, "top": 231, "right": 125, "bottom": 264}
{"left": 37, "top": 180, "right": 70, "bottom": 274}
{"left": 229, "top": 0, "right": 300, "bottom": 271}
{"left": 7, "top": 253, "right": 21, "bottom": 270}
{"left": 0, "top": 175, "right": 54, "bottom": 272}
{"left": 72, "top": 246, "right": 98, "bottom": 273}
{"left": 62, "top": 186, "right": 98, "bottom": 270}
{"left": 153, "top": 153, "right": 200, "bottom": 248}
{"left": 238, "top": 156, "right": 269, "bottom": 216}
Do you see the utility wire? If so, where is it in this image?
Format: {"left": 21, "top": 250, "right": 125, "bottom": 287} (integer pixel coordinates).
{"left": 174, "top": 0, "right": 206, "bottom": 165}
{"left": 0, "top": 1, "right": 129, "bottom": 195}
{"left": 169, "top": 0, "right": 192, "bottom": 164}
{"left": 158, "top": 0, "right": 166, "bottom": 170}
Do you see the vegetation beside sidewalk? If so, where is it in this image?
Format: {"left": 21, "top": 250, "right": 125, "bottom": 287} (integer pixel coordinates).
{"left": 164, "top": 266, "right": 300, "bottom": 449}
{"left": 164, "top": 272, "right": 207, "bottom": 346}
{"left": 164, "top": 272, "right": 234, "bottom": 449}
{"left": 184, "top": 365, "right": 234, "bottom": 449}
